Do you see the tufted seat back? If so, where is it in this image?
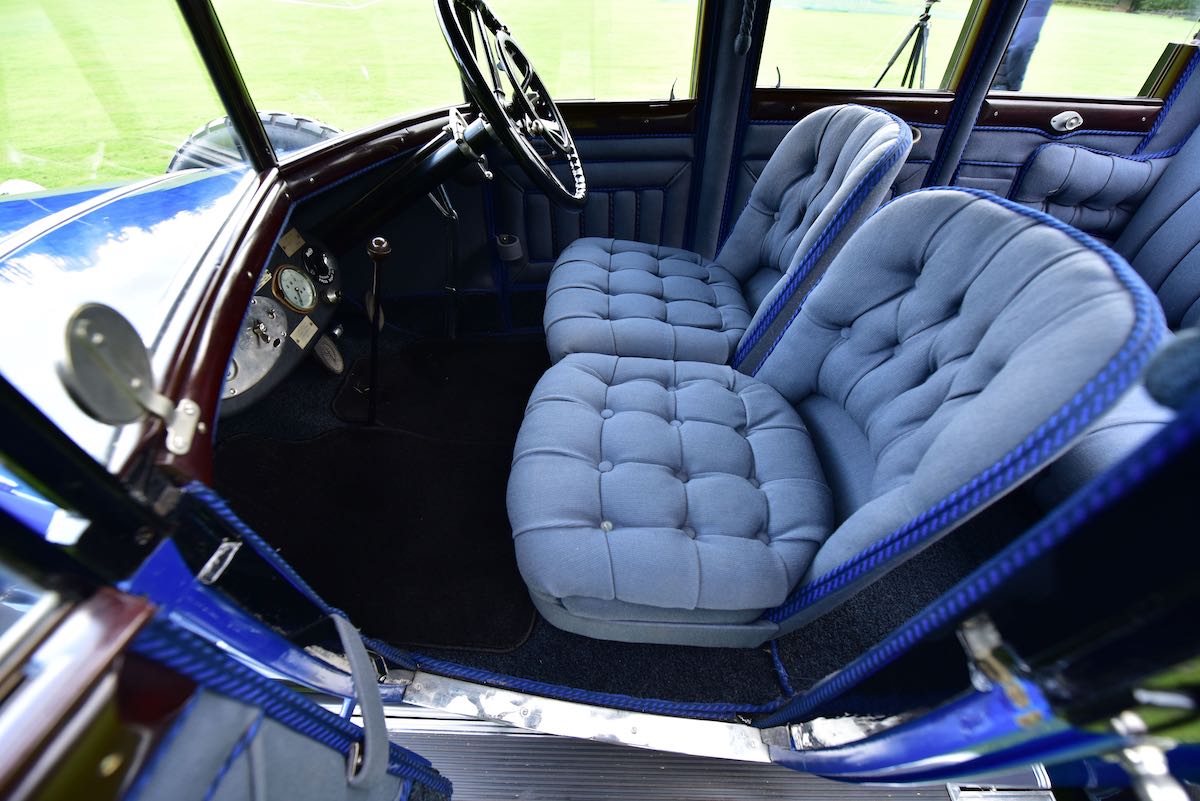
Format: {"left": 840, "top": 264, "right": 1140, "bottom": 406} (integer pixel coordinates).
{"left": 716, "top": 105, "right": 911, "bottom": 326}
{"left": 1114, "top": 130, "right": 1200, "bottom": 330}
{"left": 752, "top": 188, "right": 1163, "bottom": 591}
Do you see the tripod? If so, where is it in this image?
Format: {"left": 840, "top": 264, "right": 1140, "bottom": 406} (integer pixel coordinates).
{"left": 875, "top": 0, "right": 938, "bottom": 89}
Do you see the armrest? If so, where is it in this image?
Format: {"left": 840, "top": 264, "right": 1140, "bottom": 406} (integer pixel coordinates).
{"left": 1008, "top": 143, "right": 1170, "bottom": 241}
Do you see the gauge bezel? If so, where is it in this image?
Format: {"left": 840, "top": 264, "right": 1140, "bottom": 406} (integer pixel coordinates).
{"left": 272, "top": 265, "right": 318, "bottom": 314}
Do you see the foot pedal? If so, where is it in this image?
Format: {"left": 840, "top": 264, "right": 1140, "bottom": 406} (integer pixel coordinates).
{"left": 364, "top": 291, "right": 385, "bottom": 331}
{"left": 312, "top": 334, "right": 345, "bottom": 376}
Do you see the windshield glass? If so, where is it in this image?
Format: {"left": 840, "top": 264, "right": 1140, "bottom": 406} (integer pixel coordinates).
{"left": 0, "top": 0, "right": 254, "bottom": 476}
{"left": 1, "top": 0, "right": 244, "bottom": 194}
{"left": 213, "top": 0, "right": 467, "bottom": 158}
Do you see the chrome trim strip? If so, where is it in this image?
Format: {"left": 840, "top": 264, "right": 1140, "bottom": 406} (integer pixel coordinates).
{"left": 398, "top": 671, "right": 773, "bottom": 762}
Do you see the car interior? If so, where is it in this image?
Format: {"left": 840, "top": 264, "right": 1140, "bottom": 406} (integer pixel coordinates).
{"left": 199, "top": 0, "right": 1200, "bottom": 720}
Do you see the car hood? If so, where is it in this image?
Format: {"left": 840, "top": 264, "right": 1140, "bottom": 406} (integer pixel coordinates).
{"left": 0, "top": 167, "right": 255, "bottom": 468}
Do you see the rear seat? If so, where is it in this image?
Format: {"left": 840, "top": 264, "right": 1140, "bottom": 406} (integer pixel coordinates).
{"left": 1010, "top": 128, "right": 1200, "bottom": 499}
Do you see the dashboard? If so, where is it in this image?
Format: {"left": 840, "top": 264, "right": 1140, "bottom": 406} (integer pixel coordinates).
{"left": 219, "top": 227, "right": 342, "bottom": 416}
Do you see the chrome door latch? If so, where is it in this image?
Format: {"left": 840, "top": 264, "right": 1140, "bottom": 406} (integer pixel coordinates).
{"left": 1111, "top": 710, "right": 1189, "bottom": 801}
{"left": 957, "top": 614, "right": 1042, "bottom": 727}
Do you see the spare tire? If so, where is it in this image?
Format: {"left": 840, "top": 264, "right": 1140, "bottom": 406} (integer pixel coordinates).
{"left": 167, "top": 111, "right": 341, "bottom": 172}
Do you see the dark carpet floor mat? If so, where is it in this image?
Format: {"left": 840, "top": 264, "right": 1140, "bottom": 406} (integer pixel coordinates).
{"left": 214, "top": 427, "right": 536, "bottom": 651}
{"left": 332, "top": 340, "right": 550, "bottom": 440}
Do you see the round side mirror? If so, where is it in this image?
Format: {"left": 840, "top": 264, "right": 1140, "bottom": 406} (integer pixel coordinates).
{"left": 57, "top": 304, "right": 154, "bottom": 425}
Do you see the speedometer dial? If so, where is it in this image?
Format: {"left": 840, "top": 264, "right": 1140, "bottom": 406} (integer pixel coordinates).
{"left": 274, "top": 266, "right": 317, "bottom": 313}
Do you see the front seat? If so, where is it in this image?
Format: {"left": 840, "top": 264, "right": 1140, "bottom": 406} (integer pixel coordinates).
{"left": 542, "top": 105, "right": 913, "bottom": 366}
{"left": 508, "top": 188, "right": 1165, "bottom": 647}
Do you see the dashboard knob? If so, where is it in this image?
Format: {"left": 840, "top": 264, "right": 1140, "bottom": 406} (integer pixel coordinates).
{"left": 303, "top": 245, "right": 332, "bottom": 280}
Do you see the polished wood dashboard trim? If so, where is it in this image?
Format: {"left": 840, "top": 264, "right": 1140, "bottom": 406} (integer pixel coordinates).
{"left": 750, "top": 89, "right": 955, "bottom": 125}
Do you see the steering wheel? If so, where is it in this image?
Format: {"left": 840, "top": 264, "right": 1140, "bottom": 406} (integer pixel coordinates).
{"left": 436, "top": 0, "right": 587, "bottom": 209}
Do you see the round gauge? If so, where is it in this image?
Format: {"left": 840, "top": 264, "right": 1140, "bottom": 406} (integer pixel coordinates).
{"left": 274, "top": 266, "right": 317, "bottom": 313}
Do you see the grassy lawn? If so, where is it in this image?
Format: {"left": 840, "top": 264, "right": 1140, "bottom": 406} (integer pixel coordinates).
{"left": 1, "top": 0, "right": 1193, "bottom": 191}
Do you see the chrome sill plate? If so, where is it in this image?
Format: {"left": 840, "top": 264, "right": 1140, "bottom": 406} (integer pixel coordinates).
{"left": 399, "top": 670, "right": 774, "bottom": 762}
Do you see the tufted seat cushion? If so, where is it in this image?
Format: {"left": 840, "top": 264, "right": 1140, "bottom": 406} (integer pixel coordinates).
{"left": 510, "top": 188, "right": 1164, "bottom": 647}
{"left": 508, "top": 353, "right": 833, "bottom": 625}
{"left": 543, "top": 105, "right": 913, "bottom": 364}
{"left": 543, "top": 239, "right": 752, "bottom": 365}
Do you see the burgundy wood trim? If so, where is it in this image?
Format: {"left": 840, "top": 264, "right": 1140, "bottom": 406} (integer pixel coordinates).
{"left": 153, "top": 173, "right": 291, "bottom": 482}
{"left": 559, "top": 100, "right": 698, "bottom": 136}
{"left": 279, "top": 112, "right": 452, "bottom": 201}
{"left": 0, "top": 589, "right": 154, "bottom": 794}
{"left": 977, "top": 96, "right": 1161, "bottom": 133}
{"left": 749, "top": 89, "right": 955, "bottom": 125}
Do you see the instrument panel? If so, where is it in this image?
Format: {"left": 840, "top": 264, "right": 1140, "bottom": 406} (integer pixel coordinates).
{"left": 219, "top": 227, "right": 342, "bottom": 416}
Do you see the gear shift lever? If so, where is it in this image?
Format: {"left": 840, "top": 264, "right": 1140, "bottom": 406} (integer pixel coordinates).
{"left": 366, "top": 236, "right": 391, "bottom": 425}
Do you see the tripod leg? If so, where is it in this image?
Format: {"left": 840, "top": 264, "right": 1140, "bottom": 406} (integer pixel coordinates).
{"left": 875, "top": 24, "right": 919, "bottom": 88}
{"left": 902, "top": 26, "right": 922, "bottom": 88}
{"left": 919, "top": 24, "right": 929, "bottom": 89}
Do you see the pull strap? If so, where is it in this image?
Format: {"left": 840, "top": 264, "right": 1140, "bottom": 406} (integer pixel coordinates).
{"left": 331, "top": 615, "right": 387, "bottom": 791}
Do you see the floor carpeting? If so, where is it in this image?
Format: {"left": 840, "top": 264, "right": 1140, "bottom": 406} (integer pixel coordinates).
{"left": 332, "top": 340, "right": 549, "bottom": 440}
{"left": 214, "top": 426, "right": 535, "bottom": 651}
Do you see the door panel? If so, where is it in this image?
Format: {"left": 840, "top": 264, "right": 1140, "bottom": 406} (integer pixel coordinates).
{"left": 488, "top": 133, "right": 696, "bottom": 285}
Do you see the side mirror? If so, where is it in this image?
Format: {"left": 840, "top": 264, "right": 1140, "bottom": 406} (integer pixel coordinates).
{"left": 57, "top": 304, "right": 199, "bottom": 454}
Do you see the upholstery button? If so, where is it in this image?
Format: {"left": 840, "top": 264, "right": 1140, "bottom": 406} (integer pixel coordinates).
{"left": 748, "top": 478, "right": 760, "bottom": 488}
{"left": 676, "top": 471, "right": 688, "bottom": 482}
{"left": 773, "top": 212, "right": 781, "bottom": 221}
{"left": 757, "top": 532, "right": 771, "bottom": 544}
{"left": 669, "top": 419, "right": 682, "bottom": 427}
{"left": 600, "top": 409, "right": 614, "bottom": 419}
{"left": 598, "top": 461, "right": 613, "bottom": 472}
{"left": 681, "top": 526, "right": 696, "bottom": 538}
{"left": 841, "top": 327, "right": 852, "bottom": 339}
{"left": 600, "top": 520, "right": 614, "bottom": 532}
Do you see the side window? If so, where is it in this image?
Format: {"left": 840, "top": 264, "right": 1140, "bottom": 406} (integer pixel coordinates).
{"left": 489, "top": 0, "right": 703, "bottom": 101}
{"left": 756, "top": 0, "right": 977, "bottom": 90}
{"left": 991, "top": 0, "right": 1199, "bottom": 96}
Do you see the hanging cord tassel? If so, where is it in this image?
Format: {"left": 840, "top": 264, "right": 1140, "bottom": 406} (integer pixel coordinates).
{"left": 734, "top": 0, "right": 757, "bottom": 55}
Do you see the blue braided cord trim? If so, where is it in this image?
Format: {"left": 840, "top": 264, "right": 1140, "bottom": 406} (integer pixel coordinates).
{"left": 762, "top": 394, "right": 1200, "bottom": 725}
{"left": 769, "top": 640, "right": 795, "bottom": 697}
{"left": 405, "top": 652, "right": 789, "bottom": 720}
{"left": 124, "top": 693, "right": 202, "bottom": 801}
{"left": 1134, "top": 48, "right": 1200, "bottom": 156}
{"left": 1007, "top": 138, "right": 1190, "bottom": 202}
{"left": 131, "top": 618, "right": 452, "bottom": 797}
{"left": 182, "top": 482, "right": 420, "bottom": 672}
{"left": 201, "top": 711, "right": 265, "bottom": 801}
{"left": 762, "top": 186, "right": 1166, "bottom": 624}
{"left": 973, "top": 124, "right": 1145, "bottom": 139}
{"left": 924, "top": 4, "right": 1009, "bottom": 186}
{"left": 731, "top": 107, "right": 912, "bottom": 368}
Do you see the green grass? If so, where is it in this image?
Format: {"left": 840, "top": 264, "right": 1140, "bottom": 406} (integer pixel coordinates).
{"left": 1, "top": 0, "right": 1193, "bottom": 191}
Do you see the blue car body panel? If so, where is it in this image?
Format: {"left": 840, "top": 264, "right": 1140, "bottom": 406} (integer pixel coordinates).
{"left": 0, "top": 186, "right": 116, "bottom": 241}
{"left": 0, "top": 167, "right": 254, "bottom": 466}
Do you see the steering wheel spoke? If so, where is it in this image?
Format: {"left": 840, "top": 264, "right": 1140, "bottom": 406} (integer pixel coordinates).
{"left": 437, "top": 0, "right": 587, "bottom": 209}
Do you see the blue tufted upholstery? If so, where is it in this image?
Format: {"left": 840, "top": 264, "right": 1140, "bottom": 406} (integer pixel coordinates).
{"left": 543, "top": 105, "right": 912, "bottom": 364}
{"left": 541, "top": 240, "right": 752, "bottom": 365}
{"left": 509, "top": 188, "right": 1163, "bottom": 646}
{"left": 1115, "top": 130, "right": 1200, "bottom": 330}
{"left": 1009, "top": 144, "right": 1169, "bottom": 242}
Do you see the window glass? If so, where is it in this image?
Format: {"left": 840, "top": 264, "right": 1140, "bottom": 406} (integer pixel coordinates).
{"left": 488, "top": 0, "right": 702, "bottom": 101}
{"left": 991, "top": 0, "right": 1199, "bottom": 96}
{"left": 757, "top": 0, "right": 976, "bottom": 90}
{"left": 213, "top": 0, "right": 469, "bottom": 153}
{"left": 0, "top": 562, "right": 50, "bottom": 642}
{"left": 0, "top": 0, "right": 241, "bottom": 192}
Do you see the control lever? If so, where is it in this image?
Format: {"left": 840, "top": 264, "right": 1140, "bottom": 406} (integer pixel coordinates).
{"left": 366, "top": 236, "right": 391, "bottom": 425}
